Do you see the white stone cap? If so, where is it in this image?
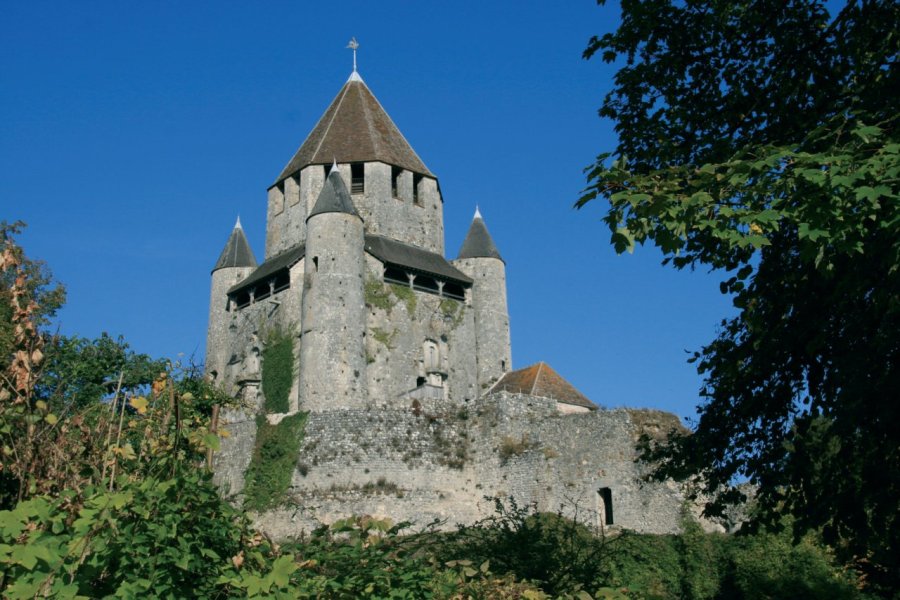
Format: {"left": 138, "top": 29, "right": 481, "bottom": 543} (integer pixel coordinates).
{"left": 348, "top": 70, "right": 364, "bottom": 83}
{"left": 474, "top": 206, "right": 482, "bottom": 220}
{"left": 234, "top": 215, "right": 242, "bottom": 229}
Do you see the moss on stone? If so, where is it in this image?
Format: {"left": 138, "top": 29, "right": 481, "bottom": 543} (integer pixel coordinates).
{"left": 365, "top": 279, "right": 394, "bottom": 313}
{"left": 243, "top": 411, "right": 308, "bottom": 511}
{"left": 440, "top": 297, "right": 465, "bottom": 328}
{"left": 261, "top": 329, "right": 294, "bottom": 413}
{"left": 371, "top": 327, "right": 397, "bottom": 349}
{"left": 390, "top": 283, "right": 417, "bottom": 314}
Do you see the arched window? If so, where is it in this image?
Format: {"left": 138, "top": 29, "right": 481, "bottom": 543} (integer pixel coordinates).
{"left": 424, "top": 339, "right": 440, "bottom": 370}
{"left": 598, "top": 487, "right": 614, "bottom": 526}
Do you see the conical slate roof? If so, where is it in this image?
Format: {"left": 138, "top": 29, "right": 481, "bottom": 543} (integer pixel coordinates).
{"left": 309, "top": 167, "right": 360, "bottom": 219}
{"left": 458, "top": 208, "right": 502, "bottom": 261}
{"left": 490, "top": 362, "right": 597, "bottom": 410}
{"left": 213, "top": 218, "right": 257, "bottom": 273}
{"left": 275, "top": 74, "right": 433, "bottom": 184}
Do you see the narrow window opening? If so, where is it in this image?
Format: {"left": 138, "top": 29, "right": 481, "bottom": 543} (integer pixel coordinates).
{"left": 413, "top": 174, "right": 423, "bottom": 206}
{"left": 391, "top": 166, "right": 402, "bottom": 198}
{"left": 501, "top": 360, "right": 507, "bottom": 371}
{"left": 312, "top": 256, "right": 319, "bottom": 272}
{"left": 416, "top": 376, "right": 426, "bottom": 387}
{"left": 598, "top": 487, "right": 614, "bottom": 526}
{"left": 351, "top": 163, "right": 365, "bottom": 194}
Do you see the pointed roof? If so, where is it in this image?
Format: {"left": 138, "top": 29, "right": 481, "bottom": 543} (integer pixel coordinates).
{"left": 275, "top": 75, "right": 434, "bottom": 184}
{"left": 212, "top": 218, "right": 257, "bottom": 273}
{"left": 309, "top": 167, "right": 360, "bottom": 219}
{"left": 489, "top": 362, "right": 597, "bottom": 410}
{"left": 458, "top": 208, "right": 503, "bottom": 261}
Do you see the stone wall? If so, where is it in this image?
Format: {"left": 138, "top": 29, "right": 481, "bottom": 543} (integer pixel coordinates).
{"left": 364, "top": 256, "right": 478, "bottom": 407}
{"left": 222, "top": 389, "right": 704, "bottom": 540}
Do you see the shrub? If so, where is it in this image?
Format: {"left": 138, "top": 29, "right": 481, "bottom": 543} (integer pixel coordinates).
{"left": 498, "top": 434, "right": 537, "bottom": 462}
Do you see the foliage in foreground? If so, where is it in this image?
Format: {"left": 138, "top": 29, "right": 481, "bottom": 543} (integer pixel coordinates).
{"left": 579, "top": 0, "right": 899, "bottom": 587}
{"left": 0, "top": 227, "right": 879, "bottom": 598}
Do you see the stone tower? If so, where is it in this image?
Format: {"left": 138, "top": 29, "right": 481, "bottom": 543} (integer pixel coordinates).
{"left": 265, "top": 71, "right": 444, "bottom": 259}
{"left": 206, "top": 217, "right": 256, "bottom": 383}
{"left": 453, "top": 208, "right": 512, "bottom": 390}
{"left": 298, "top": 166, "right": 368, "bottom": 411}
{"left": 207, "top": 68, "right": 511, "bottom": 410}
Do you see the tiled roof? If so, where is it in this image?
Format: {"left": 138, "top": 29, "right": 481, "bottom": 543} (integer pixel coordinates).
{"left": 275, "top": 76, "right": 433, "bottom": 184}
{"left": 212, "top": 220, "right": 257, "bottom": 273}
{"left": 228, "top": 234, "right": 472, "bottom": 297}
{"left": 458, "top": 212, "right": 502, "bottom": 261}
{"left": 365, "top": 235, "right": 472, "bottom": 284}
{"left": 309, "top": 168, "right": 359, "bottom": 218}
{"left": 227, "top": 244, "right": 304, "bottom": 294}
{"left": 490, "top": 362, "right": 596, "bottom": 410}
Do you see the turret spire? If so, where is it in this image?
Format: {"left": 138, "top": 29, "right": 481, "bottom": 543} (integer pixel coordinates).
{"left": 213, "top": 219, "right": 257, "bottom": 272}
{"left": 276, "top": 68, "right": 431, "bottom": 183}
{"left": 458, "top": 206, "right": 502, "bottom": 261}
{"left": 309, "top": 165, "right": 360, "bottom": 219}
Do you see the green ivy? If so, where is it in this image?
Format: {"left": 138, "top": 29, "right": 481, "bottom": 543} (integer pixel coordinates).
{"left": 243, "top": 412, "right": 308, "bottom": 512}
{"left": 261, "top": 330, "right": 294, "bottom": 413}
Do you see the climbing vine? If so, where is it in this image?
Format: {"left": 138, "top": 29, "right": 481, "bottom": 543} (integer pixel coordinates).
{"left": 243, "top": 412, "right": 308, "bottom": 512}
{"left": 261, "top": 329, "right": 293, "bottom": 413}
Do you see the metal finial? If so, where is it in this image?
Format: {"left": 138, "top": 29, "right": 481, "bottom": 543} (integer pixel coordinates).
{"left": 347, "top": 37, "right": 359, "bottom": 73}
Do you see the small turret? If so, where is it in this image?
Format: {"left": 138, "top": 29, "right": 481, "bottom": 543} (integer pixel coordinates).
{"left": 298, "top": 165, "right": 368, "bottom": 411}
{"left": 207, "top": 217, "right": 257, "bottom": 382}
{"left": 452, "top": 207, "right": 511, "bottom": 391}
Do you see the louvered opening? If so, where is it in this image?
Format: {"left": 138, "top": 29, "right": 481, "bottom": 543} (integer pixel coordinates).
{"left": 351, "top": 163, "right": 365, "bottom": 194}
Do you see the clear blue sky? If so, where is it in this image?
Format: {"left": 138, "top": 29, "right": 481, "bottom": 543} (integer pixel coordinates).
{"left": 2, "top": 1, "right": 734, "bottom": 423}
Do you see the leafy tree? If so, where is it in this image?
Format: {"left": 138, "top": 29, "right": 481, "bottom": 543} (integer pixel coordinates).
{"left": 0, "top": 222, "right": 65, "bottom": 364}
{"left": 38, "top": 332, "right": 166, "bottom": 412}
{"left": 579, "top": 0, "right": 899, "bottom": 589}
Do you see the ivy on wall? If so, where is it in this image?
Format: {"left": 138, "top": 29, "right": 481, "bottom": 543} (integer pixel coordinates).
{"left": 243, "top": 412, "right": 308, "bottom": 512}
{"left": 261, "top": 329, "right": 294, "bottom": 413}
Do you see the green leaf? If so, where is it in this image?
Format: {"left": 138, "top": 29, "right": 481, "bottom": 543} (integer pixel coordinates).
{"left": 203, "top": 433, "right": 221, "bottom": 451}
{"left": 270, "top": 554, "right": 297, "bottom": 588}
{"left": 855, "top": 185, "right": 892, "bottom": 201}
{"left": 611, "top": 228, "right": 636, "bottom": 254}
{"left": 798, "top": 223, "right": 829, "bottom": 241}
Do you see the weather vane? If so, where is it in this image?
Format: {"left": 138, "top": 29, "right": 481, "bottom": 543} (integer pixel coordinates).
{"left": 347, "top": 37, "right": 359, "bottom": 73}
